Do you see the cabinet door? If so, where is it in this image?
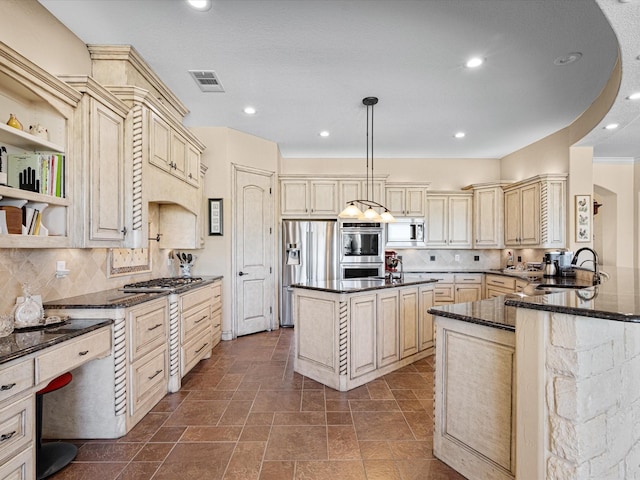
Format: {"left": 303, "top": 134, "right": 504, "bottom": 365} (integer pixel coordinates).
{"left": 310, "top": 180, "right": 338, "bottom": 215}
{"left": 474, "top": 187, "right": 503, "bottom": 248}
{"left": 370, "top": 181, "right": 385, "bottom": 208}
{"left": 339, "top": 181, "right": 361, "bottom": 210}
{"left": 418, "top": 286, "right": 434, "bottom": 351}
{"left": 448, "top": 196, "right": 472, "bottom": 248}
{"left": 281, "top": 180, "right": 309, "bottom": 215}
{"left": 350, "top": 294, "right": 377, "bottom": 378}
{"left": 185, "top": 144, "right": 200, "bottom": 187}
{"left": 399, "top": 288, "right": 419, "bottom": 359}
{"left": 149, "top": 112, "right": 171, "bottom": 172}
{"left": 385, "top": 187, "right": 406, "bottom": 216}
{"left": 504, "top": 189, "right": 521, "bottom": 246}
{"left": 170, "top": 131, "right": 188, "bottom": 180}
{"left": 89, "top": 97, "right": 125, "bottom": 242}
{"left": 425, "top": 195, "right": 448, "bottom": 247}
{"left": 405, "top": 188, "right": 425, "bottom": 216}
{"left": 376, "top": 292, "right": 399, "bottom": 367}
{"left": 519, "top": 183, "right": 540, "bottom": 245}
{"left": 455, "top": 285, "right": 482, "bottom": 303}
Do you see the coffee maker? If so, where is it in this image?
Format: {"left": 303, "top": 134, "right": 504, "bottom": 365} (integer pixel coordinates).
{"left": 542, "top": 250, "right": 574, "bottom": 277}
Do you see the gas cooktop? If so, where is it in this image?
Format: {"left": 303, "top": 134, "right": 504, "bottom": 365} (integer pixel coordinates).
{"left": 121, "top": 277, "right": 203, "bottom": 293}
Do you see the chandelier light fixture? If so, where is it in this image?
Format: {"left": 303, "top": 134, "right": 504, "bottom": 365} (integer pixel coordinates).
{"left": 339, "top": 97, "right": 395, "bottom": 223}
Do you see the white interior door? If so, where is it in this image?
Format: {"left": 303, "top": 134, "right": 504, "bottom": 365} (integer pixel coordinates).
{"left": 233, "top": 166, "right": 274, "bottom": 336}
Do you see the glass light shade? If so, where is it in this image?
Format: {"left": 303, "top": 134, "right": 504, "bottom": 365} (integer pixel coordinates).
{"left": 361, "top": 207, "right": 382, "bottom": 221}
{"left": 339, "top": 202, "right": 363, "bottom": 218}
{"left": 380, "top": 210, "right": 396, "bottom": 223}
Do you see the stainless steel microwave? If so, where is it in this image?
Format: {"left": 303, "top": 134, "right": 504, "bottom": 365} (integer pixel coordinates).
{"left": 385, "top": 218, "right": 425, "bottom": 247}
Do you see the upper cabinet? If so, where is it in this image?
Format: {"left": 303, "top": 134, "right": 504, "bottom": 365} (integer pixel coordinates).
{"left": 88, "top": 45, "right": 206, "bottom": 248}
{"left": 464, "top": 182, "right": 506, "bottom": 249}
{"left": 425, "top": 192, "right": 473, "bottom": 249}
{"left": 385, "top": 184, "right": 429, "bottom": 217}
{"left": 0, "top": 42, "right": 81, "bottom": 248}
{"left": 503, "top": 174, "right": 566, "bottom": 248}
{"left": 60, "top": 75, "right": 130, "bottom": 247}
{"left": 280, "top": 175, "right": 387, "bottom": 218}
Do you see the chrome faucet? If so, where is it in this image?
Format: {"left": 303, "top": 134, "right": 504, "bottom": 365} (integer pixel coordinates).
{"left": 571, "top": 247, "right": 600, "bottom": 285}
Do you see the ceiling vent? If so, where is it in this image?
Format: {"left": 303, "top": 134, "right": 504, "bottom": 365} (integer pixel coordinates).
{"left": 189, "top": 70, "right": 224, "bottom": 92}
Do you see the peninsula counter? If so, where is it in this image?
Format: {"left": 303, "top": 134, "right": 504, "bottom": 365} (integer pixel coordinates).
{"left": 291, "top": 275, "right": 438, "bottom": 391}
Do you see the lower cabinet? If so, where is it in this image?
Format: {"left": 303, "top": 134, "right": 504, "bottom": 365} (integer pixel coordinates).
{"left": 434, "top": 315, "right": 516, "bottom": 480}
{"left": 485, "top": 274, "right": 516, "bottom": 298}
{"left": 295, "top": 283, "right": 435, "bottom": 391}
{"left": 0, "top": 394, "right": 33, "bottom": 480}
{"left": 454, "top": 274, "right": 483, "bottom": 303}
{"left": 0, "top": 444, "right": 33, "bottom": 480}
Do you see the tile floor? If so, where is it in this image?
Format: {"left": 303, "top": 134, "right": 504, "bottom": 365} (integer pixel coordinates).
{"left": 49, "top": 328, "right": 465, "bottom": 480}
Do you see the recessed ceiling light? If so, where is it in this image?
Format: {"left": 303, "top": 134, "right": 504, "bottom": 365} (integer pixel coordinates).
{"left": 243, "top": 106, "right": 256, "bottom": 115}
{"left": 465, "top": 57, "right": 484, "bottom": 68}
{"left": 454, "top": 132, "right": 466, "bottom": 138}
{"left": 319, "top": 131, "right": 330, "bottom": 137}
{"left": 628, "top": 92, "right": 640, "bottom": 100}
{"left": 187, "top": 0, "right": 212, "bottom": 11}
{"left": 553, "top": 52, "right": 582, "bottom": 66}
{"left": 604, "top": 123, "right": 619, "bottom": 130}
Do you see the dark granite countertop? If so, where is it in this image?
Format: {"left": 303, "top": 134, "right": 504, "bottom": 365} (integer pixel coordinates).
{"left": 44, "top": 276, "right": 223, "bottom": 309}
{"left": 291, "top": 274, "right": 439, "bottom": 294}
{"left": 0, "top": 318, "right": 113, "bottom": 365}
{"left": 428, "top": 296, "right": 517, "bottom": 331}
{"left": 431, "top": 266, "right": 640, "bottom": 326}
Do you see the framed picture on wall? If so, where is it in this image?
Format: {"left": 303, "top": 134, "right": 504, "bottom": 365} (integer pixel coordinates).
{"left": 575, "top": 194, "right": 591, "bottom": 243}
{"left": 209, "top": 198, "right": 223, "bottom": 236}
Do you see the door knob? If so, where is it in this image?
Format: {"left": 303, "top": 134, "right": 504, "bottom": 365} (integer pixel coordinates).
{"left": 239, "top": 271, "right": 247, "bottom": 276}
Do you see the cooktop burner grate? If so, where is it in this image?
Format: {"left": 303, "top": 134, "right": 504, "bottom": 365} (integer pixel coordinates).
{"left": 121, "top": 277, "right": 203, "bottom": 292}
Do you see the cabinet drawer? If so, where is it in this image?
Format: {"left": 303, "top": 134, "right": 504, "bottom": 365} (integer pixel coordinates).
{"left": 211, "top": 307, "right": 222, "bottom": 335}
{"left": 434, "top": 284, "right": 455, "bottom": 302}
{"left": 36, "top": 328, "right": 111, "bottom": 385}
{"left": 181, "top": 328, "right": 212, "bottom": 377}
{"left": 454, "top": 274, "right": 483, "bottom": 284}
{"left": 130, "top": 346, "right": 168, "bottom": 416}
{"left": 181, "top": 284, "right": 215, "bottom": 312}
{"left": 0, "top": 395, "right": 33, "bottom": 466}
{"left": 485, "top": 275, "right": 516, "bottom": 290}
{"left": 486, "top": 287, "right": 513, "bottom": 298}
{"left": 129, "top": 300, "right": 168, "bottom": 361}
{"left": 0, "top": 444, "right": 33, "bottom": 480}
{"left": 182, "top": 304, "right": 210, "bottom": 341}
{"left": 429, "top": 273, "right": 455, "bottom": 283}
{"left": 0, "top": 360, "right": 33, "bottom": 404}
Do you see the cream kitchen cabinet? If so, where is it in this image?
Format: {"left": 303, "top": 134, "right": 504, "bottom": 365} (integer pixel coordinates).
{"left": 61, "top": 76, "right": 131, "bottom": 247}
{"left": 339, "top": 179, "right": 385, "bottom": 212}
{"left": 350, "top": 294, "right": 378, "bottom": 378}
{"left": 385, "top": 184, "right": 428, "bottom": 217}
{"left": 399, "top": 287, "right": 419, "bottom": 359}
{"left": 503, "top": 174, "right": 566, "bottom": 248}
{"left": 0, "top": 42, "right": 80, "bottom": 249}
{"left": 88, "top": 45, "right": 206, "bottom": 248}
{"left": 425, "top": 193, "right": 473, "bottom": 248}
{"left": 454, "top": 274, "right": 483, "bottom": 303}
{"left": 485, "top": 274, "right": 517, "bottom": 298}
{"left": 466, "top": 183, "right": 506, "bottom": 249}
{"left": 280, "top": 179, "right": 339, "bottom": 216}
{"left": 418, "top": 285, "right": 435, "bottom": 351}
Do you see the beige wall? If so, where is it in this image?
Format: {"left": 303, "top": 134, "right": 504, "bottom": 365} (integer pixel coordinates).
{"left": 281, "top": 157, "right": 501, "bottom": 190}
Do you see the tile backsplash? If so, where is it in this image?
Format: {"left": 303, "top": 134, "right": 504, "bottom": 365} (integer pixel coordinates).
{"left": 0, "top": 244, "right": 174, "bottom": 316}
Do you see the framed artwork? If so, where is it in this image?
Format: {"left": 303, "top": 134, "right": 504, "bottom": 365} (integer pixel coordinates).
{"left": 208, "top": 198, "right": 223, "bottom": 236}
{"left": 575, "top": 194, "right": 591, "bottom": 243}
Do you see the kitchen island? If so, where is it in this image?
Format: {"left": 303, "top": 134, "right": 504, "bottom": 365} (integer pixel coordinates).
{"left": 429, "top": 267, "right": 640, "bottom": 480}
{"left": 291, "top": 275, "right": 438, "bottom": 391}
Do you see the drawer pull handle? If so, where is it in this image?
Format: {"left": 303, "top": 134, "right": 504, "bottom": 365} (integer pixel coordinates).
{"left": 435, "top": 292, "right": 444, "bottom": 295}
{"left": 463, "top": 278, "right": 476, "bottom": 281}
{"left": 195, "top": 342, "right": 209, "bottom": 354}
{"left": 0, "top": 383, "right": 16, "bottom": 391}
{"left": 148, "top": 323, "right": 163, "bottom": 331}
{"left": 194, "top": 315, "right": 207, "bottom": 324}
{"left": 0, "top": 431, "right": 16, "bottom": 442}
{"left": 214, "top": 324, "right": 221, "bottom": 328}
{"left": 494, "top": 280, "right": 505, "bottom": 285}
{"left": 78, "top": 350, "right": 89, "bottom": 356}
{"left": 148, "top": 369, "right": 163, "bottom": 380}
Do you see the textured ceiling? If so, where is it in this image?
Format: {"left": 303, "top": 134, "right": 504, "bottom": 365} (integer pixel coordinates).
{"left": 39, "top": 0, "right": 625, "bottom": 159}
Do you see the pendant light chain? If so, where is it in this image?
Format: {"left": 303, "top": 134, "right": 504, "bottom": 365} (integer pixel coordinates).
{"left": 365, "top": 102, "right": 370, "bottom": 202}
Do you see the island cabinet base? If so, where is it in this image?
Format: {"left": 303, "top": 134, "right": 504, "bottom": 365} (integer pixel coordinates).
{"left": 293, "top": 284, "right": 435, "bottom": 392}
{"left": 433, "top": 315, "right": 516, "bottom": 480}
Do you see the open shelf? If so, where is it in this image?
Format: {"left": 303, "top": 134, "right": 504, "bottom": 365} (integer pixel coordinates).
{"left": 0, "top": 122, "right": 64, "bottom": 152}
{"left": 0, "top": 185, "right": 69, "bottom": 206}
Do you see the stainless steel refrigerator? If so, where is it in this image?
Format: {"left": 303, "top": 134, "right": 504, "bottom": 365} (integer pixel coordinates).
{"left": 280, "top": 219, "right": 339, "bottom": 326}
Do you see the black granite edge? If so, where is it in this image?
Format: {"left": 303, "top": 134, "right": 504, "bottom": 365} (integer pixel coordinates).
{"left": 504, "top": 298, "right": 640, "bottom": 323}
{"left": 427, "top": 307, "right": 515, "bottom": 332}
{"left": 0, "top": 319, "right": 113, "bottom": 365}
{"left": 292, "top": 278, "right": 439, "bottom": 294}
{"left": 170, "top": 275, "right": 223, "bottom": 294}
{"left": 406, "top": 269, "right": 544, "bottom": 280}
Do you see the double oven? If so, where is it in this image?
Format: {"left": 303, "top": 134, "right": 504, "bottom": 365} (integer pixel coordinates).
{"left": 339, "top": 221, "right": 385, "bottom": 279}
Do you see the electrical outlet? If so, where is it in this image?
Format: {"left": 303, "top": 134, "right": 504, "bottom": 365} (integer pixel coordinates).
{"left": 430, "top": 255, "right": 436, "bottom": 261}
{"left": 474, "top": 255, "right": 480, "bottom": 261}
{"left": 454, "top": 254, "right": 460, "bottom": 262}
